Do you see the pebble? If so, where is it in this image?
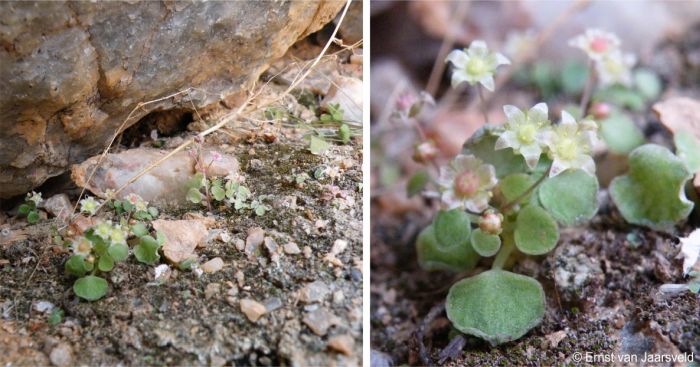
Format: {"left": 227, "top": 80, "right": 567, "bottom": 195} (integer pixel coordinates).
{"left": 299, "top": 280, "right": 329, "bottom": 303}
{"left": 240, "top": 298, "right": 267, "bottom": 322}
{"left": 42, "top": 194, "right": 72, "bottom": 221}
{"left": 234, "top": 238, "right": 245, "bottom": 251}
{"left": 330, "top": 239, "right": 348, "bottom": 255}
{"left": 49, "top": 343, "right": 73, "bottom": 367}
{"left": 283, "top": 242, "right": 301, "bottom": 255}
{"left": 33, "top": 301, "right": 55, "bottom": 313}
{"left": 154, "top": 264, "right": 172, "bottom": 282}
{"left": 202, "top": 257, "right": 224, "bottom": 273}
{"left": 327, "top": 334, "right": 354, "bottom": 356}
{"left": 217, "top": 231, "right": 231, "bottom": 243}
{"left": 302, "top": 308, "right": 339, "bottom": 336}
{"left": 264, "top": 237, "right": 278, "bottom": 254}
{"left": 235, "top": 270, "right": 245, "bottom": 287}
{"left": 205, "top": 283, "right": 221, "bottom": 300}
{"left": 303, "top": 246, "right": 312, "bottom": 259}
{"left": 332, "top": 290, "right": 345, "bottom": 305}
{"left": 264, "top": 297, "right": 283, "bottom": 312}
{"left": 246, "top": 227, "right": 265, "bottom": 258}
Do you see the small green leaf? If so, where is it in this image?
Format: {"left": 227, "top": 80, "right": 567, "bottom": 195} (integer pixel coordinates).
{"left": 407, "top": 170, "right": 430, "bottom": 197}
{"left": 178, "top": 258, "right": 195, "bottom": 271}
{"left": 73, "top": 275, "right": 108, "bottom": 301}
{"left": 148, "top": 207, "right": 159, "bottom": 218}
{"left": 498, "top": 173, "right": 535, "bottom": 204}
{"left": 339, "top": 124, "right": 351, "bottom": 144}
{"left": 134, "top": 235, "right": 161, "bottom": 264}
{"left": 65, "top": 255, "right": 88, "bottom": 277}
{"left": 463, "top": 126, "right": 527, "bottom": 177}
{"left": 470, "top": 228, "right": 501, "bottom": 257}
{"left": 122, "top": 201, "right": 134, "bottom": 212}
{"left": 610, "top": 144, "right": 694, "bottom": 232}
{"left": 634, "top": 68, "right": 662, "bottom": 100}
{"left": 97, "top": 254, "right": 115, "bottom": 272}
{"left": 446, "top": 270, "right": 545, "bottom": 346}
{"left": 108, "top": 243, "right": 129, "bottom": 262}
{"left": 186, "top": 173, "right": 206, "bottom": 189}
{"left": 187, "top": 188, "right": 203, "bottom": 204}
{"left": 18, "top": 204, "right": 30, "bottom": 215}
{"left": 595, "top": 85, "right": 646, "bottom": 112}
{"left": 309, "top": 136, "right": 330, "bottom": 155}
{"left": 600, "top": 112, "right": 645, "bottom": 154}
{"left": 514, "top": 205, "right": 559, "bottom": 255}
{"left": 48, "top": 308, "right": 64, "bottom": 325}
{"left": 27, "top": 211, "right": 39, "bottom": 224}
{"left": 133, "top": 210, "right": 152, "bottom": 221}
{"left": 435, "top": 210, "right": 472, "bottom": 249}
{"left": 416, "top": 224, "right": 479, "bottom": 272}
{"left": 211, "top": 185, "right": 226, "bottom": 201}
{"left": 539, "top": 169, "right": 599, "bottom": 226}
{"left": 674, "top": 130, "right": 700, "bottom": 173}
{"left": 131, "top": 222, "right": 149, "bottom": 238}
{"left": 560, "top": 61, "right": 588, "bottom": 95}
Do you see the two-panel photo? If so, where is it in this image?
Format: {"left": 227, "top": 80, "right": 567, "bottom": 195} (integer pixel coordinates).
{"left": 1, "top": 1, "right": 699, "bottom": 366}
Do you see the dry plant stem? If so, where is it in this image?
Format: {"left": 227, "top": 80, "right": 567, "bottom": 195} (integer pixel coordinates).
{"left": 579, "top": 59, "right": 596, "bottom": 114}
{"left": 80, "top": 0, "right": 351, "bottom": 216}
{"left": 416, "top": 301, "right": 446, "bottom": 366}
{"left": 425, "top": 1, "right": 470, "bottom": 96}
{"left": 501, "top": 163, "right": 553, "bottom": 213}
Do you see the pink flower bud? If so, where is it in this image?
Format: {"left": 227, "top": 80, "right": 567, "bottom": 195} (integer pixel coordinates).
{"left": 480, "top": 211, "right": 503, "bottom": 235}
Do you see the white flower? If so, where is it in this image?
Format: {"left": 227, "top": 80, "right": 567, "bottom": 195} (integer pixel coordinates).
{"left": 568, "top": 28, "right": 620, "bottom": 61}
{"left": 94, "top": 221, "right": 113, "bottom": 241}
{"left": 495, "top": 103, "right": 551, "bottom": 168}
{"left": 71, "top": 237, "right": 93, "bottom": 256}
{"left": 437, "top": 154, "right": 497, "bottom": 212}
{"left": 110, "top": 225, "right": 127, "bottom": 245}
{"left": 504, "top": 29, "right": 537, "bottom": 61}
{"left": 542, "top": 111, "right": 598, "bottom": 177}
{"left": 26, "top": 191, "right": 43, "bottom": 206}
{"left": 445, "top": 40, "right": 510, "bottom": 91}
{"left": 596, "top": 51, "right": 636, "bottom": 87}
{"left": 79, "top": 196, "right": 101, "bottom": 215}
{"left": 104, "top": 189, "right": 116, "bottom": 200}
{"left": 125, "top": 193, "right": 148, "bottom": 212}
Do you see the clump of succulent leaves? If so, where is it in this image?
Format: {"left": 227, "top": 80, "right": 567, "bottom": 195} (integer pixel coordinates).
{"left": 66, "top": 194, "right": 165, "bottom": 301}
{"left": 18, "top": 191, "right": 43, "bottom": 224}
{"left": 186, "top": 170, "right": 272, "bottom": 216}
{"left": 407, "top": 40, "right": 604, "bottom": 347}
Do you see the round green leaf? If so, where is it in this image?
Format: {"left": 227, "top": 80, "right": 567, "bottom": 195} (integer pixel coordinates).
{"left": 187, "top": 188, "right": 203, "bottom": 204}
{"left": 499, "top": 173, "right": 535, "bottom": 203}
{"left": 674, "top": 130, "right": 700, "bottom": 173}
{"left": 407, "top": 170, "right": 430, "bottom": 198}
{"left": 211, "top": 185, "right": 226, "bottom": 201}
{"left": 634, "top": 68, "right": 661, "bottom": 100}
{"left": 470, "top": 228, "right": 501, "bottom": 257}
{"left": 27, "top": 211, "right": 40, "bottom": 224}
{"left": 610, "top": 144, "right": 694, "bottom": 232}
{"left": 73, "top": 275, "right": 108, "bottom": 301}
{"left": 514, "top": 205, "right": 559, "bottom": 255}
{"left": 108, "top": 243, "right": 129, "bottom": 262}
{"left": 539, "top": 169, "right": 599, "bottom": 226}
{"left": 134, "top": 235, "right": 161, "bottom": 264}
{"left": 65, "top": 255, "right": 88, "bottom": 277}
{"left": 446, "top": 270, "right": 545, "bottom": 346}
{"left": 131, "top": 222, "right": 149, "bottom": 238}
{"left": 416, "top": 224, "right": 479, "bottom": 272}
{"left": 18, "top": 204, "right": 31, "bottom": 215}
{"left": 462, "top": 126, "right": 527, "bottom": 177}
{"left": 97, "top": 254, "right": 115, "bottom": 272}
{"left": 435, "top": 209, "right": 471, "bottom": 248}
{"left": 600, "top": 112, "right": 645, "bottom": 154}
{"left": 147, "top": 207, "right": 159, "bottom": 218}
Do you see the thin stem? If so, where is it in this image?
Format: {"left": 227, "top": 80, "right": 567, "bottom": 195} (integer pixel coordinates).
{"left": 579, "top": 59, "right": 595, "bottom": 114}
{"left": 501, "top": 163, "right": 553, "bottom": 212}
{"left": 492, "top": 232, "right": 515, "bottom": 270}
{"left": 477, "top": 85, "right": 489, "bottom": 124}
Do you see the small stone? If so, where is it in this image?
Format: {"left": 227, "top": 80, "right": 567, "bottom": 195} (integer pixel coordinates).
{"left": 49, "top": 343, "right": 73, "bottom": 367}
{"left": 264, "top": 237, "right": 278, "bottom": 254}
{"left": 544, "top": 330, "right": 567, "bottom": 349}
{"left": 299, "top": 280, "right": 330, "bottom": 303}
{"left": 302, "top": 308, "right": 339, "bottom": 336}
{"left": 246, "top": 227, "right": 265, "bottom": 258}
{"left": 153, "top": 219, "right": 209, "bottom": 264}
{"left": 42, "top": 194, "right": 72, "bottom": 220}
{"left": 283, "top": 242, "right": 301, "bottom": 255}
{"left": 33, "top": 301, "right": 55, "bottom": 313}
{"left": 327, "top": 334, "right": 354, "bottom": 356}
{"left": 332, "top": 290, "right": 345, "bottom": 305}
{"left": 210, "top": 355, "right": 226, "bottom": 367}
{"left": 202, "top": 257, "right": 224, "bottom": 273}
{"left": 154, "top": 264, "right": 171, "bottom": 282}
{"left": 235, "top": 270, "right": 245, "bottom": 287}
{"left": 217, "top": 231, "right": 231, "bottom": 243}
{"left": 240, "top": 298, "right": 267, "bottom": 322}
{"left": 330, "top": 239, "right": 348, "bottom": 255}
{"left": 303, "top": 246, "right": 312, "bottom": 258}
{"left": 264, "top": 297, "right": 283, "bottom": 312}
{"left": 234, "top": 238, "right": 245, "bottom": 251}
{"left": 205, "top": 283, "right": 221, "bottom": 300}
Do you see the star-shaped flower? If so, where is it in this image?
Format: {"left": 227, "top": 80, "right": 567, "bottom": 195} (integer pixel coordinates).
{"left": 596, "top": 51, "right": 636, "bottom": 87}
{"left": 568, "top": 28, "right": 620, "bottom": 61}
{"left": 445, "top": 40, "right": 510, "bottom": 91}
{"left": 26, "top": 191, "right": 43, "bottom": 206}
{"left": 437, "top": 154, "right": 497, "bottom": 212}
{"left": 94, "top": 221, "right": 113, "bottom": 241}
{"left": 79, "top": 196, "right": 101, "bottom": 215}
{"left": 71, "top": 237, "right": 93, "bottom": 256}
{"left": 495, "top": 103, "right": 551, "bottom": 168}
{"left": 542, "top": 111, "right": 598, "bottom": 177}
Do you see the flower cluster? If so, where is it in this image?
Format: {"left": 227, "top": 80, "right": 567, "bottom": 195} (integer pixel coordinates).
{"left": 569, "top": 28, "right": 635, "bottom": 87}
{"left": 495, "top": 103, "right": 598, "bottom": 177}
{"left": 79, "top": 196, "right": 101, "bottom": 216}
{"left": 446, "top": 40, "right": 510, "bottom": 91}
{"left": 26, "top": 191, "right": 43, "bottom": 206}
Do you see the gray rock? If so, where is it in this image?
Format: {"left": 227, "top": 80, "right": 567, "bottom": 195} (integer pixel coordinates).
{"left": 41, "top": 194, "right": 72, "bottom": 220}
{"left": 299, "top": 280, "right": 330, "bottom": 304}
{"left": 49, "top": 343, "right": 73, "bottom": 367}
{"left": 0, "top": 1, "right": 344, "bottom": 198}
{"left": 302, "top": 307, "right": 339, "bottom": 336}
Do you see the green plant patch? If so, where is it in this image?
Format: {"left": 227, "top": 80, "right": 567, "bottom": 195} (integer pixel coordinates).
{"left": 514, "top": 205, "right": 559, "bottom": 255}
{"left": 610, "top": 144, "right": 694, "bottom": 232}
{"left": 539, "top": 169, "right": 599, "bottom": 226}
{"left": 674, "top": 130, "right": 700, "bottom": 173}
{"left": 74, "top": 275, "right": 108, "bottom": 301}
{"left": 499, "top": 173, "right": 535, "bottom": 203}
{"left": 462, "top": 126, "right": 527, "bottom": 177}
{"left": 134, "top": 235, "right": 161, "bottom": 264}
{"left": 471, "top": 228, "right": 501, "bottom": 257}
{"left": 446, "top": 270, "right": 545, "bottom": 346}
{"left": 416, "top": 224, "right": 479, "bottom": 272}
{"left": 599, "top": 112, "right": 645, "bottom": 154}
